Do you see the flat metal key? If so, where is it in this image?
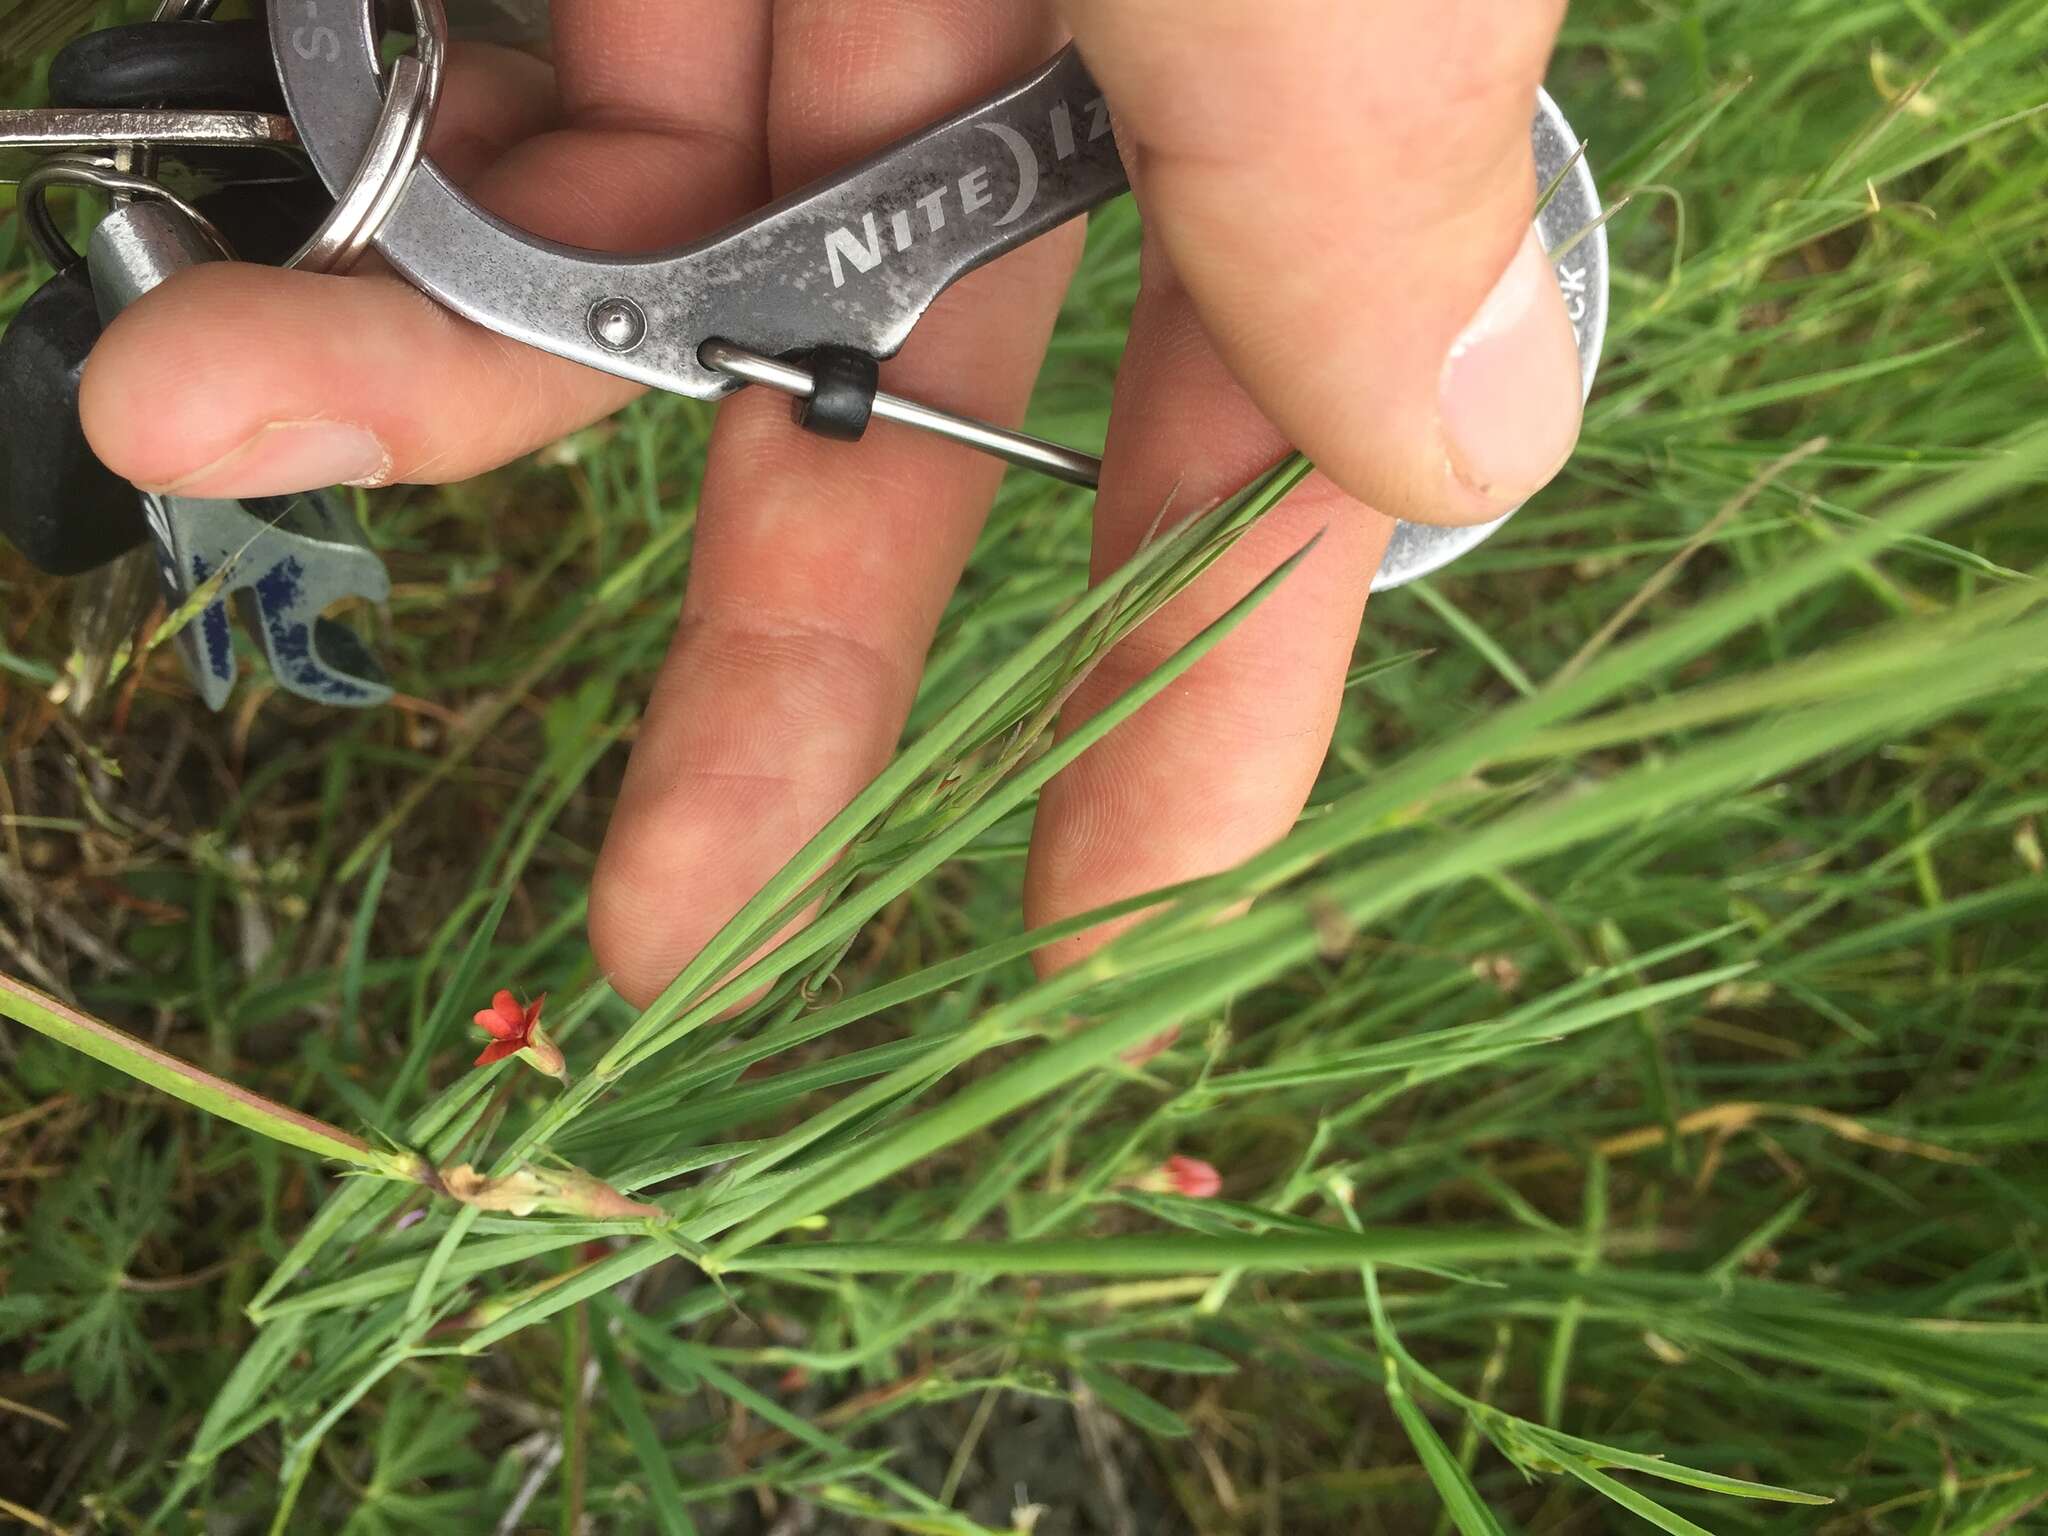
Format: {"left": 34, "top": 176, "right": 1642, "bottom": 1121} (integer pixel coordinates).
{"left": 0, "top": 106, "right": 303, "bottom": 184}
{"left": 270, "top": 3, "right": 1610, "bottom": 590}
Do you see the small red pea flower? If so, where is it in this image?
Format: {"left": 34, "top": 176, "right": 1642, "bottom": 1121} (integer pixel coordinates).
{"left": 1162, "top": 1155, "right": 1222, "bottom": 1200}
{"left": 474, "top": 989, "right": 543, "bottom": 1065}
{"left": 473, "top": 989, "right": 568, "bottom": 1082}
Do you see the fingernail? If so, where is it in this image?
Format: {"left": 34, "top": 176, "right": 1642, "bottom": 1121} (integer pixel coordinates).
{"left": 1440, "top": 227, "right": 1584, "bottom": 512}
{"left": 150, "top": 421, "right": 390, "bottom": 498}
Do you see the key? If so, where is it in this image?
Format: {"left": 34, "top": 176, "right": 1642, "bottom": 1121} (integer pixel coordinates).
{"left": 1, "top": 12, "right": 327, "bottom": 577}
{"left": 3, "top": 16, "right": 324, "bottom": 263}
{"left": 85, "top": 197, "right": 393, "bottom": 710}
{"left": 0, "top": 266, "right": 149, "bottom": 576}
{"left": 137, "top": 489, "right": 394, "bottom": 710}
{"left": 50, "top": 21, "right": 285, "bottom": 113}
{"left": 0, "top": 106, "right": 303, "bottom": 188}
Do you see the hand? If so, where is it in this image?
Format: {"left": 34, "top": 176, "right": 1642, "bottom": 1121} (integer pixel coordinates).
{"left": 79, "top": 1, "right": 1580, "bottom": 1003}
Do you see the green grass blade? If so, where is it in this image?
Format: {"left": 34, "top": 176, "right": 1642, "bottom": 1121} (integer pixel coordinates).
{"left": 721, "top": 1232, "right": 1572, "bottom": 1276}
{"left": 1549, "top": 1448, "right": 1723, "bottom": 1536}
{"left": 1525, "top": 1426, "right": 1831, "bottom": 1506}
{"left": 1076, "top": 1363, "right": 1191, "bottom": 1439}
{"left": 590, "top": 1322, "right": 700, "bottom": 1536}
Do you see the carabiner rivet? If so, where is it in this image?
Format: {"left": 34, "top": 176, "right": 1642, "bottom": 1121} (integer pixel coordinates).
{"left": 588, "top": 297, "right": 646, "bottom": 354}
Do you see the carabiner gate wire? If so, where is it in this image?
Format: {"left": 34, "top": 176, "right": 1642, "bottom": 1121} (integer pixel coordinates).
{"left": 699, "top": 340, "right": 1106, "bottom": 490}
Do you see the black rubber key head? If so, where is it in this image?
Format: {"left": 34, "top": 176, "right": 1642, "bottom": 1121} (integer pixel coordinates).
{"left": 0, "top": 269, "right": 147, "bottom": 577}
{"left": 50, "top": 21, "right": 284, "bottom": 112}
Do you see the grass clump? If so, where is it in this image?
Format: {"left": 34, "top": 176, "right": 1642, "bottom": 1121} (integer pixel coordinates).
{"left": 4, "top": 0, "right": 2048, "bottom": 1531}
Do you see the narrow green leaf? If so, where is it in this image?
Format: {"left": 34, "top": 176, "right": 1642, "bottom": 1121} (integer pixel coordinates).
{"left": 1208, "top": 965, "right": 1754, "bottom": 1095}
{"left": 1360, "top": 1262, "right": 1507, "bottom": 1536}
{"left": 1528, "top": 1427, "right": 1831, "bottom": 1506}
{"left": 150, "top": 1316, "right": 307, "bottom": 1522}
{"left": 405, "top": 1204, "right": 482, "bottom": 1329}
{"left": 268, "top": 1350, "right": 407, "bottom": 1536}
{"left": 264, "top": 1230, "right": 602, "bottom": 1319}
{"left": 611, "top": 1320, "right": 963, "bottom": 1524}
{"left": 1550, "top": 1447, "right": 1723, "bottom": 1536}
{"left": 591, "top": 1324, "right": 699, "bottom": 1536}
{"left": 706, "top": 540, "right": 1328, "bottom": 1247}
{"left": 1709, "top": 1191, "right": 1815, "bottom": 1285}
{"left": 248, "top": 1180, "right": 395, "bottom": 1320}
{"left": 1543, "top": 1156, "right": 1606, "bottom": 1427}
{"left": 457, "top": 1241, "right": 670, "bottom": 1355}
{"left": 1943, "top": 1474, "right": 2048, "bottom": 1536}
{"left": 1407, "top": 581, "right": 1536, "bottom": 697}
{"left": 722, "top": 1231, "right": 1569, "bottom": 1276}
{"left": 1077, "top": 1363, "right": 1191, "bottom": 1439}
{"left": 1158, "top": 423, "right": 2048, "bottom": 917}
{"left": 340, "top": 846, "right": 392, "bottom": 1051}
{"left": 191, "top": 1315, "right": 305, "bottom": 1461}
{"left": 1082, "top": 1339, "right": 1238, "bottom": 1375}
{"left": 1386, "top": 1384, "right": 1508, "bottom": 1536}
{"left": 379, "top": 880, "right": 517, "bottom": 1119}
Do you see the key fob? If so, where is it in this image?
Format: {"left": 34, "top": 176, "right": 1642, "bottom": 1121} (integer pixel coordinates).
{"left": 50, "top": 21, "right": 284, "bottom": 112}
{"left": 0, "top": 267, "right": 148, "bottom": 576}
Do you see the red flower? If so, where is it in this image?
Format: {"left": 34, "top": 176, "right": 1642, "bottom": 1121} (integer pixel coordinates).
{"left": 473, "top": 990, "right": 567, "bottom": 1081}
{"left": 1163, "top": 1155, "right": 1222, "bottom": 1199}
{"left": 474, "top": 990, "right": 544, "bottom": 1065}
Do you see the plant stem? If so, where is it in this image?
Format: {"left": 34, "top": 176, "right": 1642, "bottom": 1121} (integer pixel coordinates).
{"left": 0, "top": 973, "right": 412, "bottom": 1175}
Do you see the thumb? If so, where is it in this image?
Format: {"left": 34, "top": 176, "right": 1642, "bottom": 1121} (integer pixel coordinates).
{"left": 1060, "top": 0, "right": 1580, "bottom": 527}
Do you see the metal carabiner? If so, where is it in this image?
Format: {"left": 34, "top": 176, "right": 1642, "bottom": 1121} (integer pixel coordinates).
{"left": 286, "top": 0, "right": 446, "bottom": 275}
{"left": 267, "top": 0, "right": 1610, "bottom": 589}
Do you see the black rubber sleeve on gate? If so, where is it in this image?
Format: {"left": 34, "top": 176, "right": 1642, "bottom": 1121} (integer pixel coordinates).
{"left": 51, "top": 21, "right": 285, "bottom": 112}
{"left": 795, "top": 347, "right": 882, "bottom": 443}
